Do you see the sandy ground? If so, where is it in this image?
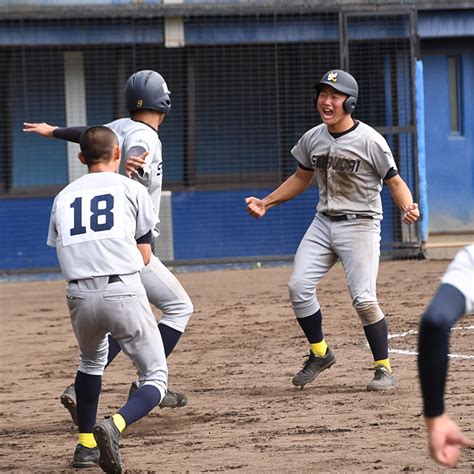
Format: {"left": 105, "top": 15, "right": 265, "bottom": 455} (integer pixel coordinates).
{"left": 0, "top": 259, "right": 473, "bottom": 473}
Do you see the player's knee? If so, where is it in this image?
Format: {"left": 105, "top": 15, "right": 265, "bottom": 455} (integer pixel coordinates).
{"left": 183, "top": 295, "right": 194, "bottom": 317}
{"left": 78, "top": 346, "right": 108, "bottom": 375}
{"left": 288, "top": 276, "right": 315, "bottom": 303}
{"left": 177, "top": 295, "right": 193, "bottom": 324}
{"left": 78, "top": 358, "right": 106, "bottom": 376}
{"left": 420, "top": 305, "right": 449, "bottom": 332}
{"left": 420, "top": 284, "right": 466, "bottom": 331}
{"left": 354, "top": 301, "right": 384, "bottom": 326}
{"left": 160, "top": 296, "right": 193, "bottom": 332}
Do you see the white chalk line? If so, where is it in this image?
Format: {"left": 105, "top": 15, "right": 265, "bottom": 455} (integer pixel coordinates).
{"left": 389, "top": 348, "right": 474, "bottom": 360}
{"left": 389, "top": 325, "right": 474, "bottom": 340}
{"left": 385, "top": 325, "right": 474, "bottom": 360}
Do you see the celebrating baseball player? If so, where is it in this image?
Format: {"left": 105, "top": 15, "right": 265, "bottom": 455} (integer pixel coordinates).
{"left": 418, "top": 244, "right": 474, "bottom": 468}
{"left": 24, "top": 70, "right": 193, "bottom": 419}
{"left": 246, "top": 69, "right": 420, "bottom": 391}
{"left": 48, "top": 126, "right": 167, "bottom": 472}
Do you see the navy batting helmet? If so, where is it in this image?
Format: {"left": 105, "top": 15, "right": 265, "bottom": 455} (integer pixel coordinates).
{"left": 125, "top": 70, "right": 171, "bottom": 114}
{"left": 314, "top": 69, "right": 359, "bottom": 114}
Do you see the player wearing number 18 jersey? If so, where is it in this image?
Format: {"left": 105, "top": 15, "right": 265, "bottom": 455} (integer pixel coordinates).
{"left": 24, "top": 70, "right": 192, "bottom": 416}
{"left": 48, "top": 126, "right": 167, "bottom": 472}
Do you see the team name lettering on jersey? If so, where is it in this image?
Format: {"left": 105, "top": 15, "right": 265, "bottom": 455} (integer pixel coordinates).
{"left": 311, "top": 154, "right": 361, "bottom": 173}
{"left": 58, "top": 186, "right": 126, "bottom": 246}
{"left": 135, "top": 138, "right": 150, "bottom": 151}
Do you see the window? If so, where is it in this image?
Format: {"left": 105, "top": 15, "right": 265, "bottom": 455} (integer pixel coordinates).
{"left": 448, "top": 56, "right": 462, "bottom": 134}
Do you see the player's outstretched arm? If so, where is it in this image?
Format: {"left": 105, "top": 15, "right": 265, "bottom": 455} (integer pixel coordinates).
{"left": 23, "top": 122, "right": 58, "bottom": 137}
{"left": 24, "top": 122, "right": 87, "bottom": 143}
{"left": 245, "top": 167, "right": 314, "bottom": 219}
{"left": 425, "top": 414, "right": 473, "bottom": 468}
{"left": 385, "top": 175, "right": 420, "bottom": 224}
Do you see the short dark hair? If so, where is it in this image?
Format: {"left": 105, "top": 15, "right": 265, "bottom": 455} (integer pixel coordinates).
{"left": 79, "top": 126, "right": 118, "bottom": 166}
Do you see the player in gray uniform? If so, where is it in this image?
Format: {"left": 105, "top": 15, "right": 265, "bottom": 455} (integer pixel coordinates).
{"left": 48, "top": 126, "right": 167, "bottom": 472}
{"left": 24, "top": 70, "right": 193, "bottom": 418}
{"left": 246, "top": 69, "right": 420, "bottom": 391}
{"left": 418, "top": 245, "right": 474, "bottom": 468}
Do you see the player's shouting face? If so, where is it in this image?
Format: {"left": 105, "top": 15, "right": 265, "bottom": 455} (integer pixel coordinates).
{"left": 317, "top": 85, "right": 352, "bottom": 133}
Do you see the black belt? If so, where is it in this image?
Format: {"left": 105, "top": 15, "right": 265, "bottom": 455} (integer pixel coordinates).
{"left": 322, "top": 212, "right": 373, "bottom": 221}
{"left": 69, "top": 275, "right": 121, "bottom": 285}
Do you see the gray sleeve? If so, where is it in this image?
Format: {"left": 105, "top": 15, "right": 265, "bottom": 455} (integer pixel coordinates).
{"left": 291, "top": 132, "right": 313, "bottom": 169}
{"left": 127, "top": 145, "right": 147, "bottom": 178}
{"left": 124, "top": 129, "right": 159, "bottom": 188}
{"left": 368, "top": 138, "right": 398, "bottom": 179}
{"left": 46, "top": 199, "right": 58, "bottom": 247}
{"left": 135, "top": 186, "right": 159, "bottom": 240}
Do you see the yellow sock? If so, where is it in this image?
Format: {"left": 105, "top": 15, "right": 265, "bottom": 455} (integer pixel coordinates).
{"left": 310, "top": 339, "right": 328, "bottom": 357}
{"left": 374, "top": 358, "right": 392, "bottom": 373}
{"left": 112, "top": 414, "right": 126, "bottom": 433}
{"left": 78, "top": 433, "right": 97, "bottom": 449}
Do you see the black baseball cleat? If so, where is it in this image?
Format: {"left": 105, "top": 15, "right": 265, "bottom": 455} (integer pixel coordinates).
{"left": 61, "top": 381, "right": 189, "bottom": 427}
{"left": 71, "top": 443, "right": 100, "bottom": 468}
{"left": 159, "top": 389, "right": 188, "bottom": 408}
{"left": 93, "top": 417, "right": 123, "bottom": 474}
{"left": 292, "top": 346, "right": 336, "bottom": 388}
{"left": 128, "top": 381, "right": 188, "bottom": 408}
{"left": 366, "top": 365, "right": 397, "bottom": 391}
{"left": 60, "top": 383, "right": 78, "bottom": 425}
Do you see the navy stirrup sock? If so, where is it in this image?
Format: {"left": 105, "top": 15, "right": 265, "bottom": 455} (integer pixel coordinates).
{"left": 363, "top": 319, "right": 388, "bottom": 361}
{"left": 105, "top": 334, "right": 122, "bottom": 367}
{"left": 297, "top": 309, "right": 324, "bottom": 344}
{"left": 75, "top": 371, "right": 102, "bottom": 433}
{"left": 159, "top": 323, "right": 183, "bottom": 357}
{"left": 118, "top": 385, "right": 162, "bottom": 426}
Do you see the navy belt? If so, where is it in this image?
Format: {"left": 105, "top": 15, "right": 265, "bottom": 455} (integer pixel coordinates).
{"left": 69, "top": 275, "right": 121, "bottom": 285}
{"left": 322, "top": 212, "right": 373, "bottom": 221}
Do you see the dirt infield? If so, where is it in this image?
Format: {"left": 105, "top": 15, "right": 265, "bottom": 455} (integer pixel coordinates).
{"left": 1, "top": 259, "right": 473, "bottom": 473}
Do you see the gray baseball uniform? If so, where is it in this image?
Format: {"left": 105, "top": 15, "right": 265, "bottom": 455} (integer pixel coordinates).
{"left": 47, "top": 171, "right": 167, "bottom": 398}
{"left": 288, "top": 121, "right": 397, "bottom": 325}
{"left": 105, "top": 118, "right": 193, "bottom": 332}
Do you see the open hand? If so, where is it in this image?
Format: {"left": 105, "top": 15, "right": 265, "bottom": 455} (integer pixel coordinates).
{"left": 426, "top": 414, "right": 473, "bottom": 468}
{"left": 23, "top": 122, "right": 57, "bottom": 138}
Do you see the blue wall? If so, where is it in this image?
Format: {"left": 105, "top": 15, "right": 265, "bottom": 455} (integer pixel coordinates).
{"left": 0, "top": 197, "right": 57, "bottom": 270}
{"left": 422, "top": 52, "right": 474, "bottom": 232}
{"left": 172, "top": 188, "right": 317, "bottom": 260}
{"left": 0, "top": 188, "right": 399, "bottom": 271}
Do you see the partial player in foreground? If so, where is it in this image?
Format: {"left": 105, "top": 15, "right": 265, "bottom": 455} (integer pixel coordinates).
{"left": 418, "top": 244, "right": 474, "bottom": 468}
{"left": 24, "top": 70, "right": 192, "bottom": 418}
{"left": 47, "top": 126, "right": 167, "bottom": 472}
{"left": 246, "top": 69, "right": 419, "bottom": 391}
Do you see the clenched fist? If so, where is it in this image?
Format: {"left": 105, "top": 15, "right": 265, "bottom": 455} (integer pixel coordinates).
{"left": 245, "top": 196, "right": 267, "bottom": 219}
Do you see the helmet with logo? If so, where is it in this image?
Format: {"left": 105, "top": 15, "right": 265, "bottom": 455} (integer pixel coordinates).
{"left": 125, "top": 70, "right": 171, "bottom": 114}
{"left": 314, "top": 69, "right": 358, "bottom": 113}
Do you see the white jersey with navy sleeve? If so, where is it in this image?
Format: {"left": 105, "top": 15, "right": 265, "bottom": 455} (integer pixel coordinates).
{"left": 105, "top": 118, "right": 163, "bottom": 221}
{"left": 47, "top": 171, "right": 158, "bottom": 281}
{"left": 291, "top": 121, "right": 397, "bottom": 218}
{"left": 102, "top": 117, "right": 193, "bottom": 334}
{"left": 441, "top": 244, "right": 474, "bottom": 314}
